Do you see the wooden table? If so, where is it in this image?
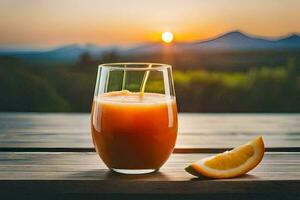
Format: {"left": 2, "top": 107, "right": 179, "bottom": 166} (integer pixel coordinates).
{"left": 0, "top": 113, "right": 299, "bottom": 200}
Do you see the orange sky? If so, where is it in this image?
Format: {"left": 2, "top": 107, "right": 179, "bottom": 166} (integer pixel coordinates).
{"left": 0, "top": 0, "right": 299, "bottom": 48}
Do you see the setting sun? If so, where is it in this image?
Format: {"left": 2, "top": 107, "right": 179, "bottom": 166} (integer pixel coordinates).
{"left": 162, "top": 32, "right": 174, "bottom": 43}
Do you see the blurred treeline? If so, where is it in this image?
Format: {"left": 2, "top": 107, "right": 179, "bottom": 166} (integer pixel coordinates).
{"left": 0, "top": 50, "right": 299, "bottom": 112}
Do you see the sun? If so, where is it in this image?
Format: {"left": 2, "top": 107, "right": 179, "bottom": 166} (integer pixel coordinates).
{"left": 161, "top": 32, "right": 174, "bottom": 43}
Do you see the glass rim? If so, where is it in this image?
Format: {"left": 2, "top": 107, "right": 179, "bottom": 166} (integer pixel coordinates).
{"left": 98, "top": 62, "right": 172, "bottom": 71}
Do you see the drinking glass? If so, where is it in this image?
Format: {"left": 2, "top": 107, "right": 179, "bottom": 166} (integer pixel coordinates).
{"left": 91, "top": 63, "right": 178, "bottom": 174}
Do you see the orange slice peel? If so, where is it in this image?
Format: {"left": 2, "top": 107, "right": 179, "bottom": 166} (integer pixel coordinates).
{"left": 185, "top": 136, "right": 265, "bottom": 178}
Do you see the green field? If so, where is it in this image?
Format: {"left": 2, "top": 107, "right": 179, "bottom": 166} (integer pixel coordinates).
{"left": 0, "top": 50, "right": 299, "bottom": 112}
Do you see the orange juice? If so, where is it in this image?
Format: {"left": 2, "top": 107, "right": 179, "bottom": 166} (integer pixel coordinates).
{"left": 91, "top": 90, "right": 178, "bottom": 170}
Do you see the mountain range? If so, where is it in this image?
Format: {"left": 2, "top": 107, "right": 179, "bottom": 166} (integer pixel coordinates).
{"left": 127, "top": 31, "right": 300, "bottom": 54}
{"left": 0, "top": 30, "right": 299, "bottom": 64}
{"left": 189, "top": 31, "right": 300, "bottom": 50}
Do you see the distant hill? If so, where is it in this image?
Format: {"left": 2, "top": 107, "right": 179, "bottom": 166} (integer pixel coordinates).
{"left": 189, "top": 31, "right": 300, "bottom": 50}
{"left": 0, "top": 44, "right": 113, "bottom": 64}
{"left": 0, "top": 31, "right": 299, "bottom": 64}
{"left": 275, "top": 34, "right": 300, "bottom": 48}
{"left": 187, "top": 31, "right": 275, "bottom": 50}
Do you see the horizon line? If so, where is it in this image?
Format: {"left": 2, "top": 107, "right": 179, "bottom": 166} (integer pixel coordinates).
{"left": 1, "top": 30, "right": 299, "bottom": 52}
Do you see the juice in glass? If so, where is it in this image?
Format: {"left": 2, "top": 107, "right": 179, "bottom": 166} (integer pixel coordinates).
{"left": 91, "top": 90, "right": 177, "bottom": 173}
{"left": 91, "top": 63, "right": 177, "bottom": 174}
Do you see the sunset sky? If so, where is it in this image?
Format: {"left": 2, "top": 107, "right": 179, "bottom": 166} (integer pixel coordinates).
{"left": 0, "top": 0, "right": 299, "bottom": 48}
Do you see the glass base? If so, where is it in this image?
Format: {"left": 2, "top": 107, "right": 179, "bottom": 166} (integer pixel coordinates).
{"left": 111, "top": 168, "right": 157, "bottom": 175}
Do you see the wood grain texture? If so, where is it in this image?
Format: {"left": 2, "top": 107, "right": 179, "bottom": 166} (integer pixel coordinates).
{"left": 0, "top": 152, "right": 299, "bottom": 199}
{"left": 0, "top": 113, "right": 299, "bottom": 149}
{"left": 0, "top": 152, "right": 299, "bottom": 180}
{"left": 0, "top": 113, "right": 299, "bottom": 199}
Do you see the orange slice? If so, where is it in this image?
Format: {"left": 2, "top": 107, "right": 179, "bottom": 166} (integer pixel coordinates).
{"left": 185, "top": 136, "right": 265, "bottom": 178}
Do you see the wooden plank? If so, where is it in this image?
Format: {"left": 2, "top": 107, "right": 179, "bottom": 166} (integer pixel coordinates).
{"left": 0, "top": 152, "right": 299, "bottom": 199}
{"left": 1, "top": 147, "right": 300, "bottom": 153}
{"left": 0, "top": 113, "right": 299, "bottom": 149}
{"left": 1, "top": 182, "right": 299, "bottom": 200}
{"left": 0, "top": 152, "right": 299, "bottom": 180}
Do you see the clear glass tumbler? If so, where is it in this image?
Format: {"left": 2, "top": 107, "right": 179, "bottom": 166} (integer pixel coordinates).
{"left": 91, "top": 63, "right": 178, "bottom": 174}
